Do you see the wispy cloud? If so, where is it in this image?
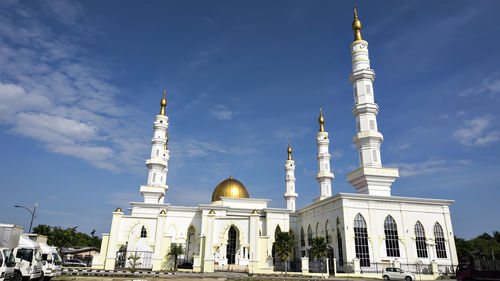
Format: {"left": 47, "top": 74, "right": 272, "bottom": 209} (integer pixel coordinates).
{"left": 0, "top": 2, "right": 148, "bottom": 173}
{"left": 389, "top": 142, "right": 411, "bottom": 151}
{"left": 210, "top": 104, "right": 234, "bottom": 120}
{"left": 453, "top": 115, "right": 500, "bottom": 147}
{"left": 458, "top": 73, "right": 500, "bottom": 98}
{"left": 387, "top": 159, "right": 450, "bottom": 177}
{"left": 387, "top": 158, "right": 471, "bottom": 177}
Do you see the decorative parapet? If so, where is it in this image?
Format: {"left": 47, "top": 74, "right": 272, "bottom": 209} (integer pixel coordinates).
{"left": 347, "top": 166, "right": 399, "bottom": 181}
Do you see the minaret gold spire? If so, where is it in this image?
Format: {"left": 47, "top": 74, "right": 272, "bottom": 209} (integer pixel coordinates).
{"left": 160, "top": 87, "right": 167, "bottom": 115}
{"left": 287, "top": 137, "right": 292, "bottom": 160}
{"left": 319, "top": 106, "right": 325, "bottom": 132}
{"left": 352, "top": 4, "right": 363, "bottom": 41}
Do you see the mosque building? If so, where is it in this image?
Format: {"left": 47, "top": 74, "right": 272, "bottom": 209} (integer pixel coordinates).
{"left": 92, "top": 8, "right": 458, "bottom": 277}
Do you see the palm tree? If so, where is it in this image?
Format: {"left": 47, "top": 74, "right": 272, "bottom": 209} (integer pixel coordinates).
{"left": 310, "top": 236, "right": 328, "bottom": 274}
{"left": 167, "top": 243, "right": 184, "bottom": 271}
{"left": 273, "top": 232, "right": 294, "bottom": 273}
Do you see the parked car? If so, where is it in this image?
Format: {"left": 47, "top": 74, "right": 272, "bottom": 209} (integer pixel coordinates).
{"left": 62, "top": 259, "right": 87, "bottom": 267}
{"left": 382, "top": 267, "right": 416, "bottom": 281}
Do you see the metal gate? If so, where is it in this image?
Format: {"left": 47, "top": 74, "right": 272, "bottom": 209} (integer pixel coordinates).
{"left": 115, "top": 250, "right": 153, "bottom": 270}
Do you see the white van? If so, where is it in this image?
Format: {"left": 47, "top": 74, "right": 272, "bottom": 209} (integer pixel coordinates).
{"left": 12, "top": 235, "right": 42, "bottom": 281}
{"left": 39, "top": 243, "right": 61, "bottom": 280}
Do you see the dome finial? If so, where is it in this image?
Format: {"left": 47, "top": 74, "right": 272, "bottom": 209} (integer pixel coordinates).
{"left": 287, "top": 137, "right": 292, "bottom": 160}
{"left": 352, "top": 4, "right": 363, "bottom": 41}
{"left": 319, "top": 105, "right": 325, "bottom": 132}
{"left": 230, "top": 171, "right": 233, "bottom": 179}
{"left": 160, "top": 87, "right": 167, "bottom": 115}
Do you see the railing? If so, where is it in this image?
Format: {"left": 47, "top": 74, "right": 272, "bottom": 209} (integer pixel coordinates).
{"left": 274, "top": 260, "right": 302, "bottom": 272}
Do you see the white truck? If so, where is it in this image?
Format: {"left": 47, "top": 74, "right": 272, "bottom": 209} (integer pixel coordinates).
{"left": 0, "top": 224, "right": 23, "bottom": 281}
{"left": 12, "top": 234, "right": 42, "bottom": 281}
{"left": 25, "top": 235, "right": 61, "bottom": 281}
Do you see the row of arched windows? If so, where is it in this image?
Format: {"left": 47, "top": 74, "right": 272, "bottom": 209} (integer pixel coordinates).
{"left": 299, "top": 214, "right": 448, "bottom": 266}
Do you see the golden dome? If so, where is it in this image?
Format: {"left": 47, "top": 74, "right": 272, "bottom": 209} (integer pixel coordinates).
{"left": 160, "top": 87, "right": 167, "bottom": 115}
{"left": 115, "top": 207, "right": 122, "bottom": 212}
{"left": 319, "top": 106, "right": 325, "bottom": 132}
{"left": 211, "top": 175, "right": 249, "bottom": 202}
{"left": 352, "top": 5, "right": 363, "bottom": 41}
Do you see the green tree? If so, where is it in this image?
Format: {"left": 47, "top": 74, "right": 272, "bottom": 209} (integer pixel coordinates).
{"left": 127, "top": 253, "right": 142, "bottom": 273}
{"left": 166, "top": 243, "right": 184, "bottom": 271}
{"left": 310, "top": 236, "right": 328, "bottom": 274}
{"left": 273, "top": 232, "right": 294, "bottom": 273}
{"left": 32, "top": 224, "right": 102, "bottom": 254}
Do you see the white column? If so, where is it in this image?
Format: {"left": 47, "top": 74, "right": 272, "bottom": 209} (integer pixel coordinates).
{"left": 346, "top": 8, "right": 398, "bottom": 196}
{"left": 314, "top": 108, "right": 334, "bottom": 202}
{"left": 283, "top": 140, "right": 298, "bottom": 211}
{"left": 141, "top": 90, "right": 170, "bottom": 203}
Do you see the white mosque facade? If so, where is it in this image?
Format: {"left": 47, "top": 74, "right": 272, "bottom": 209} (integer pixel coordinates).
{"left": 92, "top": 9, "right": 458, "bottom": 277}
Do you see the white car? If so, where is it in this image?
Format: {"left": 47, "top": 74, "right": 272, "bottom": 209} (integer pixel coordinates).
{"left": 382, "top": 267, "right": 416, "bottom": 281}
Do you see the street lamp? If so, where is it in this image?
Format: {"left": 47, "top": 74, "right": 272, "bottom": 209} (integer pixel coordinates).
{"left": 14, "top": 202, "right": 38, "bottom": 233}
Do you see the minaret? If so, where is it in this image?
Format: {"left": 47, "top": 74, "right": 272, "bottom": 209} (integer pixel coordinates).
{"left": 346, "top": 6, "right": 398, "bottom": 196}
{"left": 283, "top": 138, "right": 298, "bottom": 211}
{"left": 140, "top": 88, "right": 170, "bottom": 204}
{"left": 314, "top": 107, "right": 334, "bottom": 202}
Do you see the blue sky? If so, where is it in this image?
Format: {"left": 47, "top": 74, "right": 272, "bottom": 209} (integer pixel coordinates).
{"left": 0, "top": 0, "right": 499, "bottom": 239}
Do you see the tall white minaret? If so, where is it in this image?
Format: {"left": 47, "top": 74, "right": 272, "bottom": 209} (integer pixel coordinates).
{"left": 140, "top": 88, "right": 170, "bottom": 204}
{"left": 346, "top": 7, "right": 398, "bottom": 196}
{"left": 314, "top": 107, "right": 334, "bottom": 202}
{"left": 283, "top": 139, "right": 298, "bottom": 211}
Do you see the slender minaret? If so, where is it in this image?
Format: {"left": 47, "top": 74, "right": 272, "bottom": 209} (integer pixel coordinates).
{"left": 140, "top": 88, "right": 170, "bottom": 204}
{"left": 346, "top": 6, "right": 398, "bottom": 196}
{"left": 283, "top": 138, "right": 298, "bottom": 211}
{"left": 314, "top": 107, "right": 334, "bottom": 202}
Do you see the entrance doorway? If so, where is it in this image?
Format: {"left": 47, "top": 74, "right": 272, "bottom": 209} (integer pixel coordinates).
{"left": 226, "top": 226, "right": 237, "bottom": 264}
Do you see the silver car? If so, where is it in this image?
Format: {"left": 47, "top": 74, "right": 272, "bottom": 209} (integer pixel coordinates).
{"left": 382, "top": 267, "right": 416, "bottom": 281}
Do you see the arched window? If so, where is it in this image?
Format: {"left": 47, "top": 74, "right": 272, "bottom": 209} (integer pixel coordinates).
{"left": 140, "top": 226, "right": 147, "bottom": 238}
{"left": 415, "top": 221, "right": 428, "bottom": 258}
{"left": 384, "top": 216, "right": 400, "bottom": 257}
{"left": 434, "top": 223, "right": 447, "bottom": 258}
{"left": 325, "top": 220, "right": 330, "bottom": 244}
{"left": 300, "top": 227, "right": 305, "bottom": 247}
{"left": 336, "top": 217, "right": 343, "bottom": 266}
{"left": 354, "top": 214, "right": 370, "bottom": 267}
{"left": 307, "top": 225, "right": 313, "bottom": 246}
{"left": 275, "top": 225, "right": 281, "bottom": 239}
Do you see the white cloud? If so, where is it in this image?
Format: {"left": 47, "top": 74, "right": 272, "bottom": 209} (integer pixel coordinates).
{"left": 0, "top": 2, "right": 148, "bottom": 173}
{"left": 458, "top": 73, "right": 500, "bottom": 98}
{"left": 210, "top": 104, "right": 234, "bottom": 120}
{"left": 453, "top": 115, "right": 500, "bottom": 147}
{"left": 387, "top": 159, "right": 450, "bottom": 177}
{"left": 389, "top": 142, "right": 411, "bottom": 151}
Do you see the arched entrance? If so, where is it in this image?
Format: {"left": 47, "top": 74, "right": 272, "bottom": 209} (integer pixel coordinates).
{"left": 226, "top": 226, "right": 237, "bottom": 264}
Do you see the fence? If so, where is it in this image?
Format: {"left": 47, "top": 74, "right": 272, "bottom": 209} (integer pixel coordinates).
{"left": 274, "top": 260, "right": 302, "bottom": 272}
{"left": 336, "top": 261, "right": 456, "bottom": 276}
{"left": 115, "top": 251, "right": 153, "bottom": 270}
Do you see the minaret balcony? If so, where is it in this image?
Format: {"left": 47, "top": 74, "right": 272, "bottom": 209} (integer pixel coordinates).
{"left": 283, "top": 192, "right": 298, "bottom": 198}
{"left": 353, "top": 131, "right": 383, "bottom": 143}
{"left": 352, "top": 103, "right": 379, "bottom": 115}
{"left": 146, "top": 158, "right": 168, "bottom": 166}
{"left": 349, "top": 69, "right": 375, "bottom": 83}
{"left": 316, "top": 171, "right": 334, "bottom": 180}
